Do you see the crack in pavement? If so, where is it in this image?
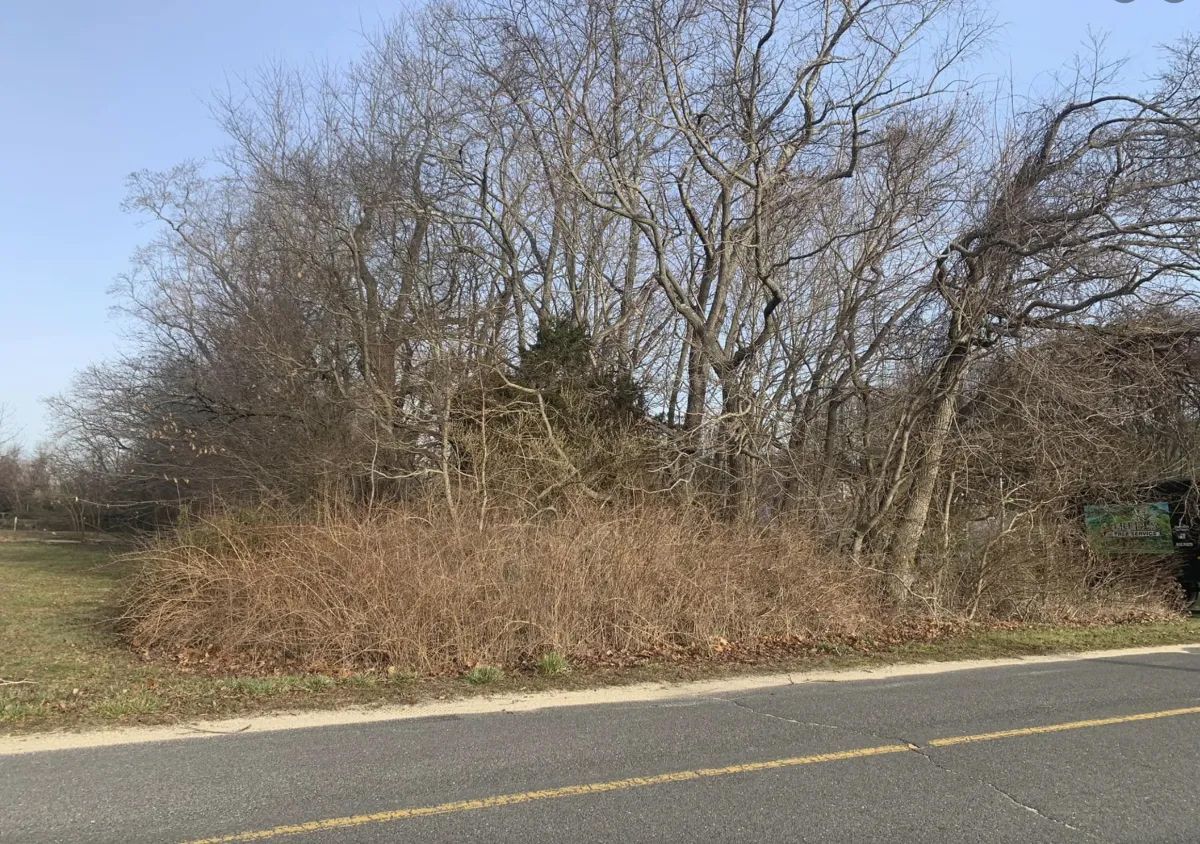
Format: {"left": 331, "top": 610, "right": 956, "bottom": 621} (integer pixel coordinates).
{"left": 715, "top": 695, "right": 1101, "bottom": 841}
{"left": 713, "top": 694, "right": 913, "bottom": 746}
{"left": 905, "top": 741, "right": 1099, "bottom": 841}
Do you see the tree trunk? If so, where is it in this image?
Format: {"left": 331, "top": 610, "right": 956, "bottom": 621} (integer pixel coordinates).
{"left": 684, "top": 332, "right": 707, "bottom": 431}
{"left": 887, "top": 340, "right": 970, "bottom": 603}
{"left": 720, "top": 376, "right": 752, "bottom": 519}
{"left": 815, "top": 397, "right": 843, "bottom": 498}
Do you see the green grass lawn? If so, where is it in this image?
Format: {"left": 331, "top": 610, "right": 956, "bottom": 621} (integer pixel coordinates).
{"left": 0, "top": 539, "right": 432, "bottom": 732}
{"left": 3, "top": 538, "right": 1200, "bottom": 735}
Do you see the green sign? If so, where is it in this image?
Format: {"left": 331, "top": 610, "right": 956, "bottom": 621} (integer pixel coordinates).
{"left": 1084, "top": 502, "right": 1174, "bottom": 555}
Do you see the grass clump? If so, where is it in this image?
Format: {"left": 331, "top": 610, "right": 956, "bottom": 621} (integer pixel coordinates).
{"left": 93, "top": 692, "right": 162, "bottom": 719}
{"left": 537, "top": 652, "right": 570, "bottom": 677}
{"left": 465, "top": 665, "right": 503, "bottom": 686}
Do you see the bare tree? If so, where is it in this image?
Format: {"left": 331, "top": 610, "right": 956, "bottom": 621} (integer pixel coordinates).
{"left": 883, "top": 44, "right": 1200, "bottom": 596}
{"left": 47, "top": 4, "right": 1200, "bottom": 608}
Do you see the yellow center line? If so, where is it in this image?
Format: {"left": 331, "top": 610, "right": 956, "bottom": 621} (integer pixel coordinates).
{"left": 182, "top": 703, "right": 1200, "bottom": 844}
{"left": 927, "top": 704, "right": 1200, "bottom": 747}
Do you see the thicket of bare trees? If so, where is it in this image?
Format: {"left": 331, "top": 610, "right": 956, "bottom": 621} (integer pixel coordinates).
{"left": 53, "top": 0, "right": 1200, "bottom": 608}
{"left": 0, "top": 408, "right": 59, "bottom": 528}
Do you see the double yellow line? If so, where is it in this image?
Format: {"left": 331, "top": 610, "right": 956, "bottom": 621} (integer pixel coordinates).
{"left": 185, "top": 703, "right": 1200, "bottom": 843}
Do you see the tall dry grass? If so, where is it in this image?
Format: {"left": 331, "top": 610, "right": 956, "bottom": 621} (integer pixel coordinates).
{"left": 121, "top": 503, "right": 885, "bottom": 673}
{"left": 930, "top": 519, "right": 1185, "bottom": 624}
{"left": 121, "top": 502, "right": 1181, "bottom": 674}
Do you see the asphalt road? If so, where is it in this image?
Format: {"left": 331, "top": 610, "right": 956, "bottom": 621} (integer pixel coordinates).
{"left": 5, "top": 648, "right": 1200, "bottom": 843}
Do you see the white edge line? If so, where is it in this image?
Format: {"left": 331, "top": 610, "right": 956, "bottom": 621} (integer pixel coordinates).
{"left": 2, "top": 642, "right": 1197, "bottom": 758}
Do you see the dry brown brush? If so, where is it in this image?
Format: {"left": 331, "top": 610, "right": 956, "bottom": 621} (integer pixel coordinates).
{"left": 122, "top": 503, "right": 881, "bottom": 673}
{"left": 120, "top": 501, "right": 1179, "bottom": 676}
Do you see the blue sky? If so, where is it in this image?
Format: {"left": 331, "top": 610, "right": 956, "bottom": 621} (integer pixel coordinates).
{"left": 0, "top": 0, "right": 1195, "bottom": 447}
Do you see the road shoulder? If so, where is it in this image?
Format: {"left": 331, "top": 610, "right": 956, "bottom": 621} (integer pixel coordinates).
{"left": 4, "top": 641, "right": 1197, "bottom": 758}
